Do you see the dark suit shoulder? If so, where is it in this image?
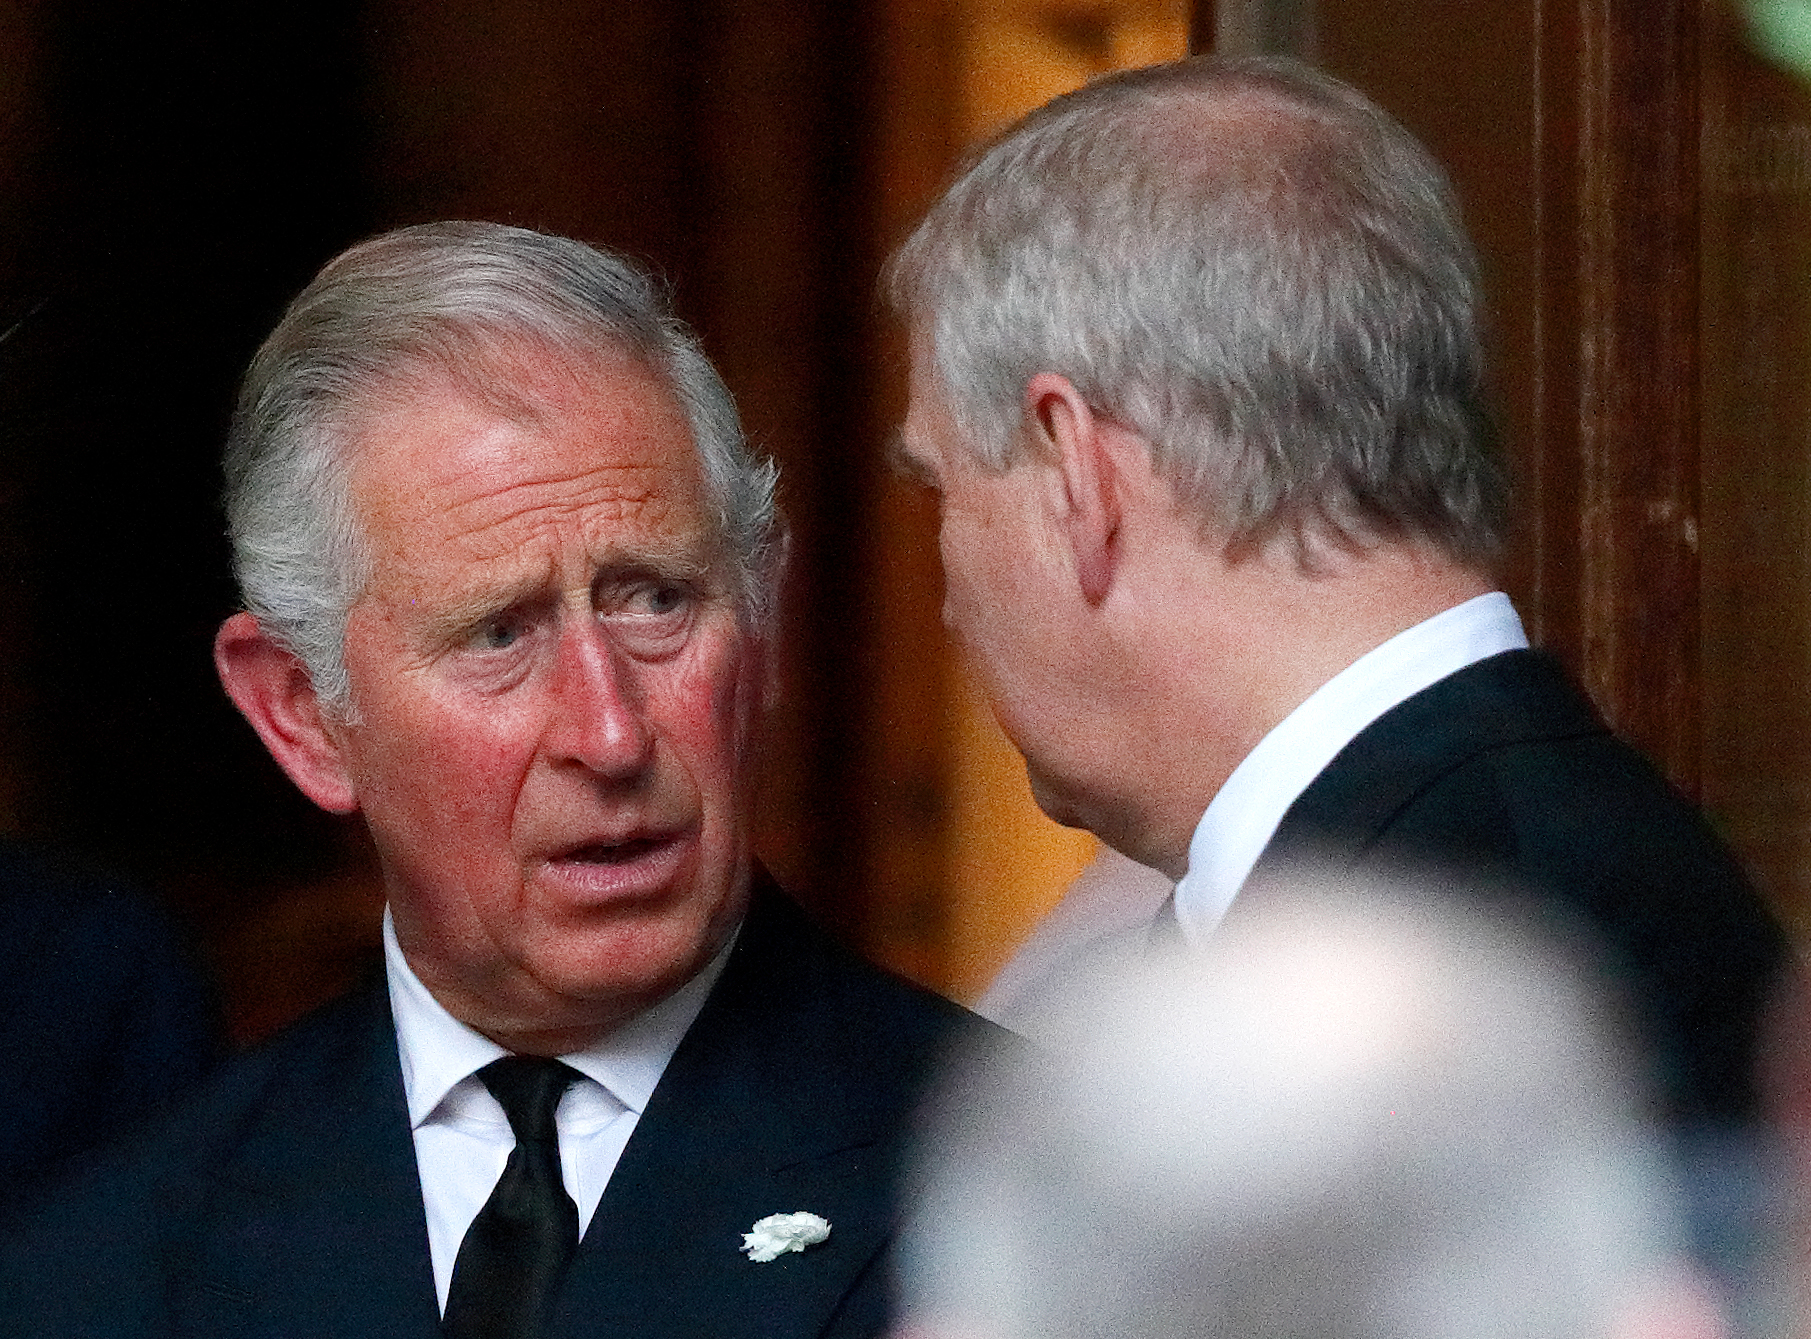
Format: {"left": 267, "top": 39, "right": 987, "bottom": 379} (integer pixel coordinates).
{"left": 59, "top": 978, "right": 395, "bottom": 1175}
{"left": 0, "top": 977, "right": 386, "bottom": 1209}
{"left": 556, "top": 880, "right": 997, "bottom": 1339}
{"left": 1269, "top": 650, "right": 1789, "bottom": 1126}
{"left": 0, "top": 980, "right": 423, "bottom": 1339}
{"left": 1274, "top": 652, "right": 1750, "bottom": 892}
{"left": 727, "top": 883, "right": 984, "bottom": 1057}
{"left": 1320, "top": 654, "right": 1768, "bottom": 930}
{"left": 1268, "top": 651, "right": 1598, "bottom": 854}
{"left": 643, "top": 879, "right": 994, "bottom": 1165}
{"left": 0, "top": 842, "right": 220, "bottom": 1205}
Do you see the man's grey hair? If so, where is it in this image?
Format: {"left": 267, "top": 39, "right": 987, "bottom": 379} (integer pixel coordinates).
{"left": 889, "top": 55, "right": 1507, "bottom": 568}
{"left": 224, "top": 220, "right": 780, "bottom": 711}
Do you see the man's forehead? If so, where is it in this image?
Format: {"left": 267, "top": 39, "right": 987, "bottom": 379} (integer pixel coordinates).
{"left": 351, "top": 347, "right": 695, "bottom": 479}
{"left": 346, "top": 357, "right": 718, "bottom": 581}
{"left": 427, "top": 465, "right": 701, "bottom": 563}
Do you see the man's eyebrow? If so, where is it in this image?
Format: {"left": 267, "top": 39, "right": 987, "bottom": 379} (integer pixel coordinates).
{"left": 593, "top": 548, "right": 718, "bottom": 589}
{"left": 416, "top": 571, "right": 550, "bottom": 644}
{"left": 412, "top": 543, "right": 720, "bottom": 640}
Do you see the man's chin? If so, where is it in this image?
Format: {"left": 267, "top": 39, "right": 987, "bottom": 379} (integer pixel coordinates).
{"left": 1027, "top": 769, "right": 1175, "bottom": 873}
{"left": 415, "top": 913, "right": 729, "bottom": 1053}
{"left": 471, "top": 965, "right": 686, "bottom": 1054}
{"left": 546, "top": 910, "right": 726, "bottom": 996}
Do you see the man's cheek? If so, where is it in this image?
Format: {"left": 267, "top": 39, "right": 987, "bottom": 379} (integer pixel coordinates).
{"left": 406, "top": 724, "right": 522, "bottom": 827}
{"left": 671, "top": 639, "right": 751, "bottom": 737}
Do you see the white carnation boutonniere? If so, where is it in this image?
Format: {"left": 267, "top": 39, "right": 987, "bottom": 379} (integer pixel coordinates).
{"left": 742, "top": 1211, "right": 831, "bottom": 1262}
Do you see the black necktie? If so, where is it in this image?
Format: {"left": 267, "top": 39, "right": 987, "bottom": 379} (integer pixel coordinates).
{"left": 442, "top": 1056, "right": 582, "bottom": 1339}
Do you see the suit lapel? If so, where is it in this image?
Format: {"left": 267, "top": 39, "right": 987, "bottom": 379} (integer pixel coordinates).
{"left": 168, "top": 980, "right": 441, "bottom": 1339}
{"left": 553, "top": 882, "right": 902, "bottom": 1339}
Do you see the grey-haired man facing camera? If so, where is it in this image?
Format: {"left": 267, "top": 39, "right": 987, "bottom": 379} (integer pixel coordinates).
{"left": 2, "top": 222, "right": 986, "bottom": 1339}
{"left": 890, "top": 56, "right": 1786, "bottom": 1132}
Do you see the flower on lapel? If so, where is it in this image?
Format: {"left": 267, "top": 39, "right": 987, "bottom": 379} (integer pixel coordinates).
{"left": 742, "top": 1211, "right": 831, "bottom": 1262}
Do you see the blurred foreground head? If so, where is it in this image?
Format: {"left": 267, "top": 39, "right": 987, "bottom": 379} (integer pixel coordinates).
{"left": 902, "top": 871, "right": 1723, "bottom": 1339}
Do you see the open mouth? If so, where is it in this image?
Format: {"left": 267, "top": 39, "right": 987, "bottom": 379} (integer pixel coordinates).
{"left": 558, "top": 836, "right": 668, "bottom": 865}
{"left": 539, "top": 826, "right": 694, "bottom": 901}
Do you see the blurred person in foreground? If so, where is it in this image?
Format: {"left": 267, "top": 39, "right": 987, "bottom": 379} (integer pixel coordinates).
{"left": 0, "top": 221, "right": 990, "bottom": 1339}
{"left": 889, "top": 54, "right": 1788, "bottom": 1131}
{"left": 975, "top": 846, "right": 1170, "bottom": 1027}
{"left": 902, "top": 869, "right": 1731, "bottom": 1339}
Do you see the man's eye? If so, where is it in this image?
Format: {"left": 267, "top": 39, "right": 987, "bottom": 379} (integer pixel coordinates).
{"left": 477, "top": 617, "right": 522, "bottom": 650}
{"left": 645, "top": 584, "right": 685, "bottom": 615}
{"left": 630, "top": 582, "right": 689, "bottom": 617}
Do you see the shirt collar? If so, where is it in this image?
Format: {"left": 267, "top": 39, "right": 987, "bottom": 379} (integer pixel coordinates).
{"left": 384, "top": 908, "right": 737, "bottom": 1129}
{"left": 1173, "top": 592, "right": 1528, "bottom": 943}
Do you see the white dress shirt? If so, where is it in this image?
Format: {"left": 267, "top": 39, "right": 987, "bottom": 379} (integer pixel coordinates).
{"left": 1172, "top": 592, "right": 1529, "bottom": 944}
{"left": 383, "top": 911, "right": 734, "bottom": 1312}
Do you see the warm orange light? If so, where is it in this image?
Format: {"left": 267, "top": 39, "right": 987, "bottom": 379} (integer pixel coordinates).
{"left": 959, "top": 1, "right": 1191, "bottom": 141}
{"left": 939, "top": 0, "right": 1189, "bottom": 1002}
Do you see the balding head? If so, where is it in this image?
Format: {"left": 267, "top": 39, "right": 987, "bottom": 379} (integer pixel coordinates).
{"left": 890, "top": 55, "right": 1505, "bottom": 570}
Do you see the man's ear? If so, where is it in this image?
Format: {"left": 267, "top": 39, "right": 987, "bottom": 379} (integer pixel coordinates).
{"left": 1024, "top": 372, "right": 1120, "bottom": 604}
{"left": 213, "top": 611, "right": 360, "bottom": 814}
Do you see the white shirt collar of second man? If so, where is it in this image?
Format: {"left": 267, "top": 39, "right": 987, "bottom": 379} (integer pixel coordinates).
{"left": 1172, "top": 592, "right": 1529, "bottom": 945}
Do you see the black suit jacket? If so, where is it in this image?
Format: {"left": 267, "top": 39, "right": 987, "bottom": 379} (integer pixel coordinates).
{"left": 1250, "top": 648, "right": 1789, "bottom": 1127}
{"left": 0, "top": 879, "right": 984, "bottom": 1338}
{"left": 0, "top": 842, "right": 218, "bottom": 1209}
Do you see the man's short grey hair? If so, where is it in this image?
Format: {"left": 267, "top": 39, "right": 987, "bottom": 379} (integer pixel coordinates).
{"left": 224, "top": 220, "right": 780, "bottom": 711}
{"left": 889, "top": 55, "right": 1508, "bottom": 568}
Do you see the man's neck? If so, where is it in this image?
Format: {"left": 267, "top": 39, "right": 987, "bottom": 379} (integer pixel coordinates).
{"left": 1107, "top": 536, "right": 1496, "bottom": 876}
{"left": 1169, "top": 591, "right": 1527, "bottom": 939}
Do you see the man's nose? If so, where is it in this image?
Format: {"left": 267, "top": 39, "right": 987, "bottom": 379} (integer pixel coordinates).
{"left": 546, "top": 620, "right": 655, "bottom": 780}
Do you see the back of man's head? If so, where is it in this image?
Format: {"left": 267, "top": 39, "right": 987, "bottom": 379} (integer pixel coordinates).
{"left": 902, "top": 871, "right": 1717, "bottom": 1339}
{"left": 890, "top": 55, "right": 1507, "bottom": 570}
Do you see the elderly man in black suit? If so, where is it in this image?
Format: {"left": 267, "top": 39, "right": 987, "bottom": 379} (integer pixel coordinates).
{"left": 889, "top": 56, "right": 1786, "bottom": 1132}
{"left": 3, "top": 222, "right": 982, "bottom": 1338}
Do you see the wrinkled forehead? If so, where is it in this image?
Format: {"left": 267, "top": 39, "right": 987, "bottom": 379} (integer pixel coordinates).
{"left": 343, "top": 346, "right": 718, "bottom": 569}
